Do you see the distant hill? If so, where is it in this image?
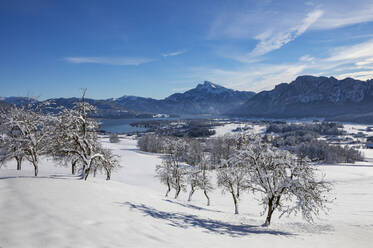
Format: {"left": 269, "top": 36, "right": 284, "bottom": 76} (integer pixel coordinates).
{"left": 113, "top": 81, "right": 255, "bottom": 115}
{"left": 6, "top": 76, "right": 373, "bottom": 123}
{"left": 0, "top": 81, "right": 255, "bottom": 118}
{"left": 230, "top": 75, "right": 373, "bottom": 121}
{"left": 0, "top": 100, "right": 10, "bottom": 111}
{"left": 0, "top": 96, "right": 147, "bottom": 119}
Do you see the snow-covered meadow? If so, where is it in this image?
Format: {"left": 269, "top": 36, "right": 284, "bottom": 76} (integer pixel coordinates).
{"left": 1, "top": 132, "right": 373, "bottom": 248}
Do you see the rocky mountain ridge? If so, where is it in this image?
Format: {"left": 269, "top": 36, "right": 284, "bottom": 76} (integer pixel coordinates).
{"left": 231, "top": 75, "right": 373, "bottom": 119}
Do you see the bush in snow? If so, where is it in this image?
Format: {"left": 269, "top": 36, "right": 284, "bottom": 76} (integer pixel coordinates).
{"left": 109, "top": 133, "right": 120, "bottom": 143}
{"left": 137, "top": 133, "right": 165, "bottom": 153}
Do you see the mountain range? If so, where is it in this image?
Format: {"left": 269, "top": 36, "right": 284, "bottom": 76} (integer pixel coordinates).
{"left": 2, "top": 76, "right": 373, "bottom": 123}
{"left": 230, "top": 76, "right": 373, "bottom": 122}
{"left": 0, "top": 81, "right": 255, "bottom": 118}
{"left": 111, "top": 81, "right": 255, "bottom": 115}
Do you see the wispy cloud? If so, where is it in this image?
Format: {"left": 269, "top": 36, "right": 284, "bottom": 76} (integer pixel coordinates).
{"left": 335, "top": 71, "right": 373, "bottom": 81}
{"left": 64, "top": 56, "right": 154, "bottom": 66}
{"left": 188, "top": 63, "right": 308, "bottom": 92}
{"left": 299, "top": 55, "right": 315, "bottom": 62}
{"left": 327, "top": 39, "right": 373, "bottom": 62}
{"left": 311, "top": 1, "right": 373, "bottom": 30}
{"left": 188, "top": 37, "right": 373, "bottom": 93}
{"left": 208, "top": 1, "right": 373, "bottom": 63}
{"left": 249, "top": 10, "right": 323, "bottom": 57}
{"left": 162, "top": 50, "right": 186, "bottom": 57}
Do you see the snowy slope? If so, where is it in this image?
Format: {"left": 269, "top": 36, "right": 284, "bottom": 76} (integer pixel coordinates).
{"left": 1, "top": 136, "right": 373, "bottom": 248}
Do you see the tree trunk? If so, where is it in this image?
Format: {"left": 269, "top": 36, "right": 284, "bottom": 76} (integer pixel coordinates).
{"left": 80, "top": 164, "right": 86, "bottom": 179}
{"left": 264, "top": 198, "right": 274, "bottom": 226}
{"left": 174, "top": 185, "right": 181, "bottom": 199}
{"left": 174, "top": 175, "right": 181, "bottom": 199}
{"left": 188, "top": 186, "right": 195, "bottom": 202}
{"left": 231, "top": 191, "right": 239, "bottom": 214}
{"left": 204, "top": 189, "right": 210, "bottom": 206}
{"left": 16, "top": 157, "right": 22, "bottom": 171}
{"left": 32, "top": 162, "right": 38, "bottom": 176}
{"left": 165, "top": 179, "right": 171, "bottom": 197}
{"left": 71, "top": 160, "right": 77, "bottom": 175}
{"left": 105, "top": 169, "right": 111, "bottom": 180}
{"left": 84, "top": 168, "right": 90, "bottom": 180}
{"left": 236, "top": 184, "right": 240, "bottom": 199}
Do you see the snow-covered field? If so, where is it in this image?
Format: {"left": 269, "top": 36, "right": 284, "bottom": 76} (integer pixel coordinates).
{"left": 1, "top": 135, "right": 373, "bottom": 248}
{"left": 212, "top": 123, "right": 266, "bottom": 137}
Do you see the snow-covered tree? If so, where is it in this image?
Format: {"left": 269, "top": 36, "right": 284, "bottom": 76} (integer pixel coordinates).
{"left": 91, "top": 147, "right": 119, "bottom": 180}
{"left": 52, "top": 92, "right": 119, "bottom": 180}
{"left": 0, "top": 123, "right": 26, "bottom": 170}
{"left": 209, "top": 134, "right": 237, "bottom": 166}
{"left": 0, "top": 105, "right": 51, "bottom": 176}
{"left": 183, "top": 139, "right": 213, "bottom": 205}
{"left": 238, "top": 136, "right": 332, "bottom": 226}
{"left": 216, "top": 134, "right": 249, "bottom": 214}
{"left": 155, "top": 158, "right": 174, "bottom": 197}
{"left": 186, "top": 165, "right": 200, "bottom": 201}
{"left": 156, "top": 137, "right": 187, "bottom": 198}
{"left": 186, "top": 154, "right": 214, "bottom": 205}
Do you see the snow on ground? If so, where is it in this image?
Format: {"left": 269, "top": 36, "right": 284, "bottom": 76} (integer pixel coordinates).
{"left": 1, "top": 136, "right": 373, "bottom": 247}
{"left": 212, "top": 123, "right": 266, "bottom": 137}
{"left": 343, "top": 124, "right": 373, "bottom": 135}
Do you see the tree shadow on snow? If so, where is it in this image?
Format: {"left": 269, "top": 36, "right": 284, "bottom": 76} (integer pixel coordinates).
{"left": 121, "top": 148, "right": 167, "bottom": 158}
{"left": 121, "top": 202, "right": 293, "bottom": 237}
{"left": 163, "top": 199, "right": 222, "bottom": 213}
{"left": 0, "top": 174, "right": 79, "bottom": 180}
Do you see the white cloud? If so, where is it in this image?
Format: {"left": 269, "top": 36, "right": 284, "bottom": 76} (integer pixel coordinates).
{"left": 327, "top": 39, "right": 373, "bottom": 62}
{"left": 188, "top": 63, "right": 308, "bottom": 92}
{"left": 249, "top": 10, "right": 323, "bottom": 57}
{"left": 64, "top": 56, "right": 154, "bottom": 66}
{"left": 299, "top": 55, "right": 315, "bottom": 62}
{"left": 162, "top": 50, "right": 186, "bottom": 57}
{"left": 311, "top": 2, "right": 373, "bottom": 30}
{"left": 188, "top": 37, "right": 373, "bottom": 92}
{"left": 208, "top": 1, "right": 373, "bottom": 63}
{"left": 335, "top": 71, "right": 373, "bottom": 81}
{"left": 356, "top": 58, "right": 373, "bottom": 67}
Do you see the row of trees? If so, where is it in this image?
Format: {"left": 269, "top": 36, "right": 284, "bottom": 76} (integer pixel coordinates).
{"left": 265, "top": 122, "right": 364, "bottom": 163}
{"left": 266, "top": 122, "right": 343, "bottom": 136}
{"left": 143, "top": 133, "right": 332, "bottom": 226}
{"left": 295, "top": 140, "right": 364, "bottom": 163}
{"left": 0, "top": 93, "right": 119, "bottom": 180}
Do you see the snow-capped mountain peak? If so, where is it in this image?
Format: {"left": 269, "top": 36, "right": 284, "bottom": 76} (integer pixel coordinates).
{"left": 196, "top": 81, "right": 226, "bottom": 91}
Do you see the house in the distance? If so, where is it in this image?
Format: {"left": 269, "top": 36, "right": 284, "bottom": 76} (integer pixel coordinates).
{"left": 367, "top": 136, "right": 373, "bottom": 149}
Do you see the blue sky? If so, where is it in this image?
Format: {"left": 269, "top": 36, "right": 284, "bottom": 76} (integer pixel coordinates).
{"left": 1, "top": 0, "right": 373, "bottom": 100}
